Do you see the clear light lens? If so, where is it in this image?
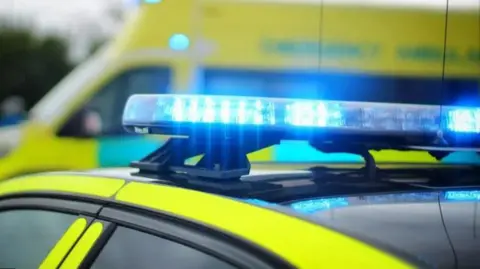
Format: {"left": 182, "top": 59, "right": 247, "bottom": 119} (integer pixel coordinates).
{"left": 284, "top": 101, "right": 440, "bottom": 132}
{"left": 122, "top": 94, "right": 480, "bottom": 134}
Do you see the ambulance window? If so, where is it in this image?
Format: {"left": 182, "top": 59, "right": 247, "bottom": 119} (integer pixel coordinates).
{"left": 0, "top": 209, "right": 78, "bottom": 269}
{"left": 79, "top": 67, "right": 171, "bottom": 136}
{"left": 203, "top": 68, "right": 479, "bottom": 105}
{"left": 90, "top": 226, "right": 238, "bottom": 269}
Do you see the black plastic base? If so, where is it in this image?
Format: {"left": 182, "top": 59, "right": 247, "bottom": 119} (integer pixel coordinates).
{"left": 131, "top": 132, "right": 282, "bottom": 180}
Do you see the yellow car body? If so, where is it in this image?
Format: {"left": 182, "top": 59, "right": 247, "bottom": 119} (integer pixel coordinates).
{"left": 0, "top": 170, "right": 416, "bottom": 269}
{"left": 2, "top": 166, "right": 479, "bottom": 268}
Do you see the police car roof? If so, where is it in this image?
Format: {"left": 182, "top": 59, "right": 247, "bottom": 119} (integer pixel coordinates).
{"left": 12, "top": 168, "right": 480, "bottom": 268}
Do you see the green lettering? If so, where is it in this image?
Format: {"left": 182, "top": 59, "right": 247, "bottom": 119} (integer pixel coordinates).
{"left": 445, "top": 49, "right": 461, "bottom": 62}
{"left": 301, "top": 42, "right": 320, "bottom": 54}
{"left": 276, "top": 41, "right": 296, "bottom": 53}
{"left": 467, "top": 49, "right": 480, "bottom": 63}
{"left": 321, "top": 43, "right": 364, "bottom": 58}
{"left": 398, "top": 46, "right": 443, "bottom": 61}
{"left": 262, "top": 39, "right": 380, "bottom": 59}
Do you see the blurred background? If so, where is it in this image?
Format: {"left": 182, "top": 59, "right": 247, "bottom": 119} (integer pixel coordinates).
{"left": 0, "top": 0, "right": 125, "bottom": 123}
{"left": 0, "top": 0, "right": 479, "bottom": 178}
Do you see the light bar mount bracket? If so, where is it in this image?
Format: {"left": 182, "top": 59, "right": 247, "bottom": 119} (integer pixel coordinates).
{"left": 130, "top": 128, "right": 480, "bottom": 182}
{"left": 309, "top": 142, "right": 378, "bottom": 180}
{"left": 131, "top": 132, "right": 282, "bottom": 180}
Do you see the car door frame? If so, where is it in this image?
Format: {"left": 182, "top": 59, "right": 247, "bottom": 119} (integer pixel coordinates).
{"left": 0, "top": 195, "right": 102, "bottom": 268}
{"left": 74, "top": 205, "right": 294, "bottom": 269}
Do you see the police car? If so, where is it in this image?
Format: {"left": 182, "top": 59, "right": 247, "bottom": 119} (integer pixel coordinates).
{"left": 1, "top": 94, "right": 479, "bottom": 269}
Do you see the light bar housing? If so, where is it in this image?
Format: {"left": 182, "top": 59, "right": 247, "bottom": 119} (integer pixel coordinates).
{"left": 122, "top": 94, "right": 480, "bottom": 147}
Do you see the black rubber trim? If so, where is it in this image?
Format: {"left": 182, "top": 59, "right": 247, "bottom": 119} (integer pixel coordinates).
{"left": 95, "top": 207, "right": 280, "bottom": 269}
{"left": 98, "top": 203, "right": 295, "bottom": 269}
{"left": 0, "top": 196, "right": 103, "bottom": 217}
{"left": 0, "top": 192, "right": 112, "bottom": 207}
{"left": 78, "top": 220, "right": 116, "bottom": 269}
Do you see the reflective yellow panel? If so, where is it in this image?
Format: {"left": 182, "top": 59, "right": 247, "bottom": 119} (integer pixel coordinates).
{"left": 0, "top": 174, "right": 125, "bottom": 198}
{"left": 60, "top": 222, "right": 104, "bottom": 269}
{"left": 40, "top": 218, "right": 89, "bottom": 269}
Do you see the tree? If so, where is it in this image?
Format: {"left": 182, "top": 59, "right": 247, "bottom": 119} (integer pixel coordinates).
{"left": 0, "top": 23, "right": 74, "bottom": 110}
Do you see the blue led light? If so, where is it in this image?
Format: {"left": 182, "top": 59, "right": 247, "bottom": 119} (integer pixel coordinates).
{"left": 124, "top": 95, "right": 276, "bottom": 125}
{"left": 169, "top": 34, "right": 190, "bottom": 51}
{"left": 444, "top": 108, "right": 480, "bottom": 133}
{"left": 444, "top": 190, "right": 480, "bottom": 201}
{"left": 123, "top": 94, "right": 442, "bottom": 131}
{"left": 289, "top": 198, "right": 349, "bottom": 214}
{"left": 122, "top": 94, "right": 480, "bottom": 135}
{"left": 285, "top": 101, "right": 343, "bottom": 127}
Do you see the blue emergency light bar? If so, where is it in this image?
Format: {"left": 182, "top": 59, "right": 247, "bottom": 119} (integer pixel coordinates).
{"left": 122, "top": 94, "right": 480, "bottom": 136}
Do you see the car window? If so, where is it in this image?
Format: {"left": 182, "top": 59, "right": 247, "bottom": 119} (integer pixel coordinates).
{"left": 90, "top": 226, "right": 238, "bottom": 269}
{"left": 82, "top": 67, "right": 171, "bottom": 136}
{"left": 0, "top": 209, "right": 78, "bottom": 269}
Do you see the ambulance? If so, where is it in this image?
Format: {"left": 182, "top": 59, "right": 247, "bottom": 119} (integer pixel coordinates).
{"left": 0, "top": 0, "right": 478, "bottom": 179}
